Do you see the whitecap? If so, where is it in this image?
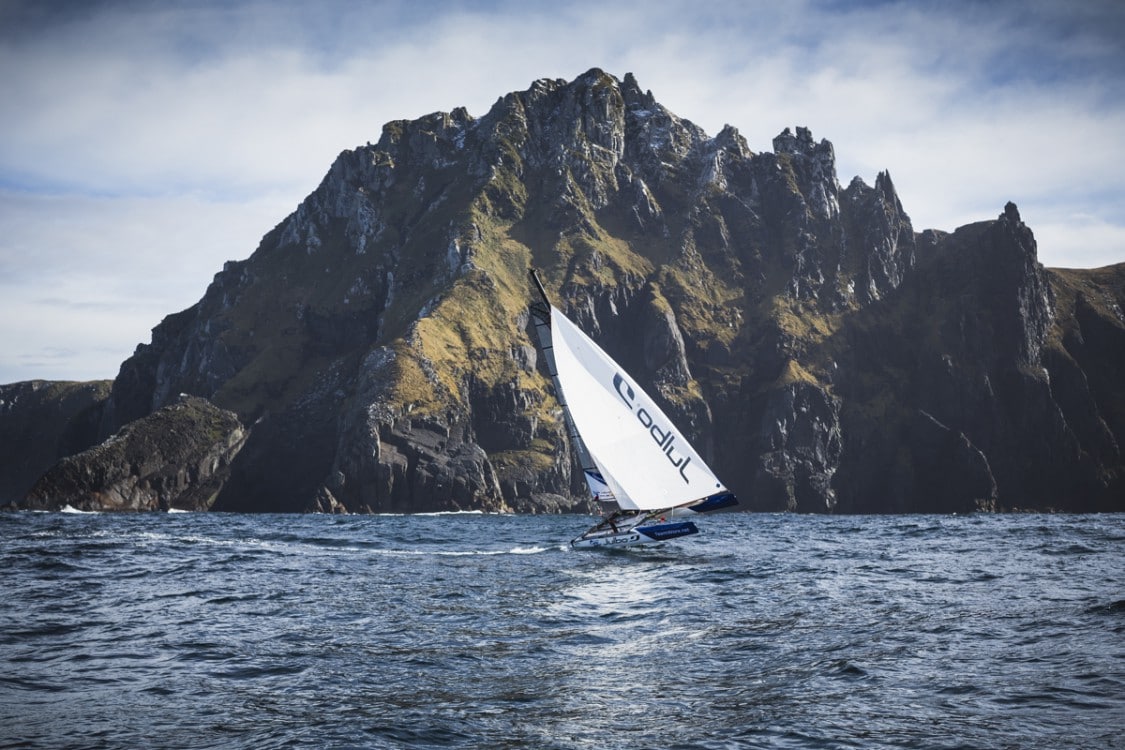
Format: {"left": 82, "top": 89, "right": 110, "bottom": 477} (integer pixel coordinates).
{"left": 412, "top": 510, "right": 489, "bottom": 517}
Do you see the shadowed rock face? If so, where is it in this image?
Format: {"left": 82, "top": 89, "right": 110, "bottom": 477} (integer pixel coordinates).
{"left": 21, "top": 396, "right": 246, "bottom": 512}
{"left": 3, "top": 70, "right": 1123, "bottom": 513}
{"left": 0, "top": 380, "right": 111, "bottom": 505}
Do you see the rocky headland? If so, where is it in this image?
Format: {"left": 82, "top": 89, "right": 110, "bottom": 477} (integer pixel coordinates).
{"left": 2, "top": 69, "right": 1122, "bottom": 513}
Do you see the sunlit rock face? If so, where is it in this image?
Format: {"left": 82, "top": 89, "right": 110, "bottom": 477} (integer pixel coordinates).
{"left": 6, "top": 70, "right": 1122, "bottom": 513}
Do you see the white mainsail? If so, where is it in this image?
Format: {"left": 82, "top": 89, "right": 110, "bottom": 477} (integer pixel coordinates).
{"left": 549, "top": 305, "right": 726, "bottom": 512}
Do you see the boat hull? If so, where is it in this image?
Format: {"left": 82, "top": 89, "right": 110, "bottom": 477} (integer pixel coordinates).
{"left": 570, "top": 520, "right": 699, "bottom": 548}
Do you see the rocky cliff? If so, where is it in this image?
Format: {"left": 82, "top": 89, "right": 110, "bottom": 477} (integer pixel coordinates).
{"left": 20, "top": 396, "right": 246, "bottom": 512}
{"left": 3, "top": 69, "right": 1123, "bottom": 513}
{"left": 0, "top": 380, "right": 111, "bottom": 503}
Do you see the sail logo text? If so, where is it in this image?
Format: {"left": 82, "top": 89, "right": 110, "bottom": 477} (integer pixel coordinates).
{"left": 613, "top": 373, "right": 693, "bottom": 484}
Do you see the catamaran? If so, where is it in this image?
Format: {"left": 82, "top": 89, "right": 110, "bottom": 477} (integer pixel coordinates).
{"left": 529, "top": 270, "right": 738, "bottom": 548}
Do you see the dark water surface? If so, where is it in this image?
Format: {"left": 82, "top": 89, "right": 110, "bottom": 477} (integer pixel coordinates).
{"left": 2, "top": 511, "right": 1123, "bottom": 749}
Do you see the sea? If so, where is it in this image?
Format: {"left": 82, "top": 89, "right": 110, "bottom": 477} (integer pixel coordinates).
{"left": 1, "top": 511, "right": 1122, "bottom": 750}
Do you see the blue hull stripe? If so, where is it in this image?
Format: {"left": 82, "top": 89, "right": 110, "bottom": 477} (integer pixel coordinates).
{"left": 687, "top": 492, "right": 739, "bottom": 514}
{"left": 636, "top": 521, "right": 699, "bottom": 541}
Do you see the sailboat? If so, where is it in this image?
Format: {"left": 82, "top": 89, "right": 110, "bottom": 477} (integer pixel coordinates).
{"left": 529, "top": 270, "right": 738, "bottom": 548}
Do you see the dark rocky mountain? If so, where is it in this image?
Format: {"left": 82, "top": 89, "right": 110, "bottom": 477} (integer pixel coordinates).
{"left": 2, "top": 69, "right": 1123, "bottom": 513}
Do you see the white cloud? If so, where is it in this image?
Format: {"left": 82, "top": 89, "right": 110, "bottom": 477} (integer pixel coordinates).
{"left": 1030, "top": 213, "right": 1125, "bottom": 270}
{"left": 1, "top": 0, "right": 1123, "bottom": 383}
{"left": 0, "top": 190, "right": 295, "bottom": 381}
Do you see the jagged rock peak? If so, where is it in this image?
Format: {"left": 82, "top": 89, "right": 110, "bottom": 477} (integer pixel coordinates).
{"left": 773, "top": 126, "right": 830, "bottom": 157}
{"left": 1003, "top": 200, "right": 1022, "bottom": 225}
{"left": 875, "top": 170, "right": 897, "bottom": 201}
{"left": 996, "top": 201, "right": 1039, "bottom": 265}
{"left": 621, "top": 71, "right": 657, "bottom": 110}
{"left": 713, "top": 124, "right": 751, "bottom": 158}
{"left": 490, "top": 69, "right": 707, "bottom": 138}
{"left": 495, "top": 68, "right": 618, "bottom": 107}
{"left": 873, "top": 170, "right": 908, "bottom": 218}
{"left": 772, "top": 126, "right": 838, "bottom": 186}
{"left": 375, "top": 106, "right": 475, "bottom": 153}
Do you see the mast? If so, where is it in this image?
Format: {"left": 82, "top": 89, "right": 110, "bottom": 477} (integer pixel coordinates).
{"left": 529, "top": 268, "right": 550, "bottom": 308}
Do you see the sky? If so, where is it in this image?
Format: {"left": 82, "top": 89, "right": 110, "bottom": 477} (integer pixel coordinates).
{"left": 1, "top": 0, "right": 1123, "bottom": 384}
